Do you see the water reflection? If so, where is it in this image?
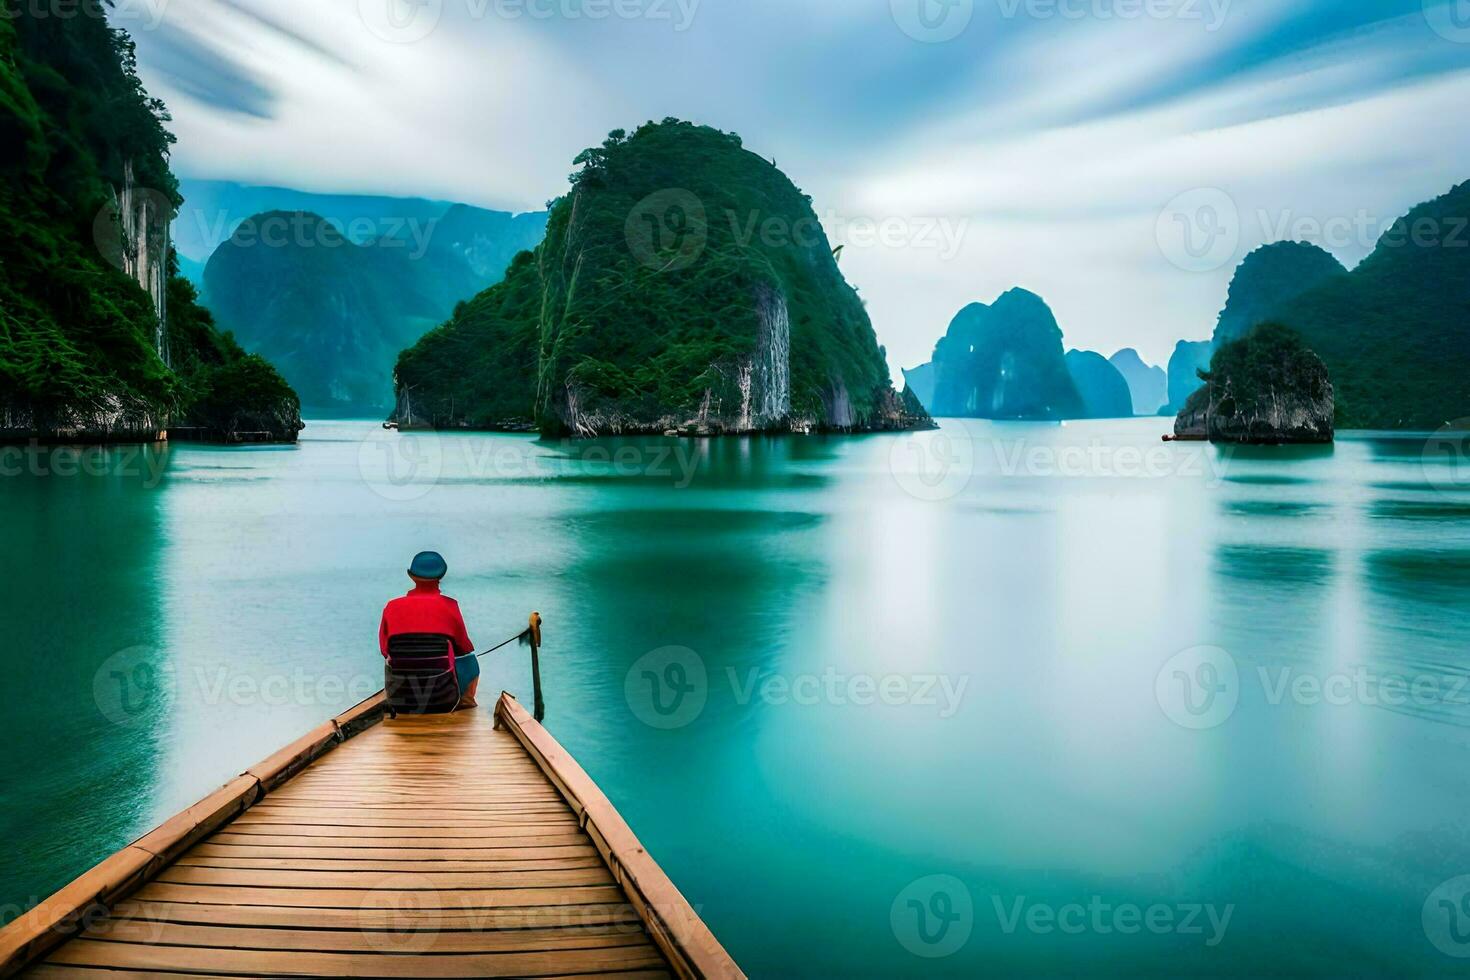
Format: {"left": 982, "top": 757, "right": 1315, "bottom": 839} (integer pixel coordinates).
{"left": 7, "top": 422, "right": 1470, "bottom": 976}
{"left": 0, "top": 443, "right": 171, "bottom": 914}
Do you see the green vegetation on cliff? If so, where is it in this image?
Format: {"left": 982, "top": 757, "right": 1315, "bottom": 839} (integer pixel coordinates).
{"left": 1176, "top": 323, "right": 1334, "bottom": 444}
{"left": 0, "top": 3, "right": 298, "bottom": 440}
{"left": 203, "top": 205, "right": 545, "bottom": 416}
{"left": 1213, "top": 242, "right": 1345, "bottom": 345}
{"left": 397, "top": 120, "right": 926, "bottom": 435}
{"left": 1271, "top": 181, "right": 1470, "bottom": 429}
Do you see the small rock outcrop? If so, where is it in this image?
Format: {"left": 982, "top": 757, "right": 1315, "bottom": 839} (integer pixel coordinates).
{"left": 1173, "top": 323, "right": 1334, "bottom": 444}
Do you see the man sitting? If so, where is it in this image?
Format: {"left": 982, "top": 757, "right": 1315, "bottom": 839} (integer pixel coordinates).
{"left": 378, "top": 551, "right": 480, "bottom": 708}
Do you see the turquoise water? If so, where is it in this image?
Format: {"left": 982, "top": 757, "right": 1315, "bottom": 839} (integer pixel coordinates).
{"left": 4, "top": 419, "right": 1470, "bottom": 976}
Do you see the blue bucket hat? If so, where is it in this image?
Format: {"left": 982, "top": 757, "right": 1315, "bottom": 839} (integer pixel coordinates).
{"left": 408, "top": 551, "right": 448, "bottom": 580}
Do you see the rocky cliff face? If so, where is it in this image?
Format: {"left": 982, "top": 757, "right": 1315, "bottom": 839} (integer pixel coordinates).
{"left": 920, "top": 290, "right": 1084, "bottom": 420}
{"left": 396, "top": 121, "right": 931, "bottom": 436}
{"left": 0, "top": 8, "right": 300, "bottom": 444}
{"left": 1108, "top": 348, "right": 1166, "bottom": 415}
{"left": 1162, "top": 340, "right": 1215, "bottom": 417}
{"left": 1065, "top": 350, "right": 1134, "bottom": 419}
{"left": 1174, "top": 323, "right": 1333, "bottom": 443}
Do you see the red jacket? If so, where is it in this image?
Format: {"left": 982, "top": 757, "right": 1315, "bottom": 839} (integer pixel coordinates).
{"left": 379, "top": 582, "right": 474, "bottom": 658}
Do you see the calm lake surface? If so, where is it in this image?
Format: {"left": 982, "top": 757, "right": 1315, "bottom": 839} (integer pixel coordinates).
{"left": 5, "top": 418, "right": 1470, "bottom": 976}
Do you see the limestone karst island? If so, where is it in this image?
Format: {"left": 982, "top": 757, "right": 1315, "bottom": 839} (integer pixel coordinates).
{"left": 3, "top": 2, "right": 1470, "bottom": 977}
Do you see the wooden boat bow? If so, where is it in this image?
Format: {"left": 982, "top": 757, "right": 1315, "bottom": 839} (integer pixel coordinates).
{"left": 0, "top": 691, "right": 744, "bottom": 979}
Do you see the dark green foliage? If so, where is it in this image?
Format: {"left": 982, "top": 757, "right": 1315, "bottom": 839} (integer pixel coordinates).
{"left": 1202, "top": 323, "right": 1333, "bottom": 409}
{"left": 166, "top": 277, "right": 300, "bottom": 438}
{"left": 0, "top": 3, "right": 297, "bottom": 439}
{"left": 1179, "top": 322, "right": 1334, "bottom": 443}
{"left": 196, "top": 199, "right": 547, "bottom": 416}
{"left": 1271, "top": 181, "right": 1470, "bottom": 429}
{"left": 204, "top": 211, "right": 442, "bottom": 416}
{"left": 397, "top": 120, "right": 899, "bottom": 433}
{"left": 1213, "top": 242, "right": 1345, "bottom": 344}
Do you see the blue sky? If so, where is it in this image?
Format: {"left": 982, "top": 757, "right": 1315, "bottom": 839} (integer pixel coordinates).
{"left": 127, "top": 0, "right": 1470, "bottom": 377}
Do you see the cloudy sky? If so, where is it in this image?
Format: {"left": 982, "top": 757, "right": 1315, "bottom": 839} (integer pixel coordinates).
{"left": 125, "top": 0, "right": 1470, "bottom": 378}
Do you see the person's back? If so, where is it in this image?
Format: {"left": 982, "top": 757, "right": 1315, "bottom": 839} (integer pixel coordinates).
{"left": 379, "top": 551, "right": 480, "bottom": 708}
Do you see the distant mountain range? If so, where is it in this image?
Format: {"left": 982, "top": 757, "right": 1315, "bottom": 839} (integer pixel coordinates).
{"left": 902, "top": 178, "right": 1469, "bottom": 431}
{"left": 903, "top": 289, "right": 1144, "bottom": 420}
{"left": 187, "top": 184, "right": 548, "bottom": 416}
{"left": 173, "top": 180, "right": 454, "bottom": 271}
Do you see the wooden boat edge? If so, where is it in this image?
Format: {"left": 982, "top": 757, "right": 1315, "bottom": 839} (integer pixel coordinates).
{"left": 0, "top": 690, "right": 746, "bottom": 980}
{"left": 494, "top": 691, "right": 746, "bottom": 980}
{"left": 0, "top": 691, "right": 392, "bottom": 978}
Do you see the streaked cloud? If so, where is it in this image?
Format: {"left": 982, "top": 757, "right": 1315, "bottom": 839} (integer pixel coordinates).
{"left": 130, "top": 0, "right": 1470, "bottom": 376}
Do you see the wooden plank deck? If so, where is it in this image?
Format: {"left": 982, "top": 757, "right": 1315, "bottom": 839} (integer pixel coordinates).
{"left": 1, "top": 694, "right": 743, "bottom": 980}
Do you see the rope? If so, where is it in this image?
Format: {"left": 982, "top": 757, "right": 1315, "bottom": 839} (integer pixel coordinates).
{"left": 476, "top": 628, "right": 531, "bottom": 660}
